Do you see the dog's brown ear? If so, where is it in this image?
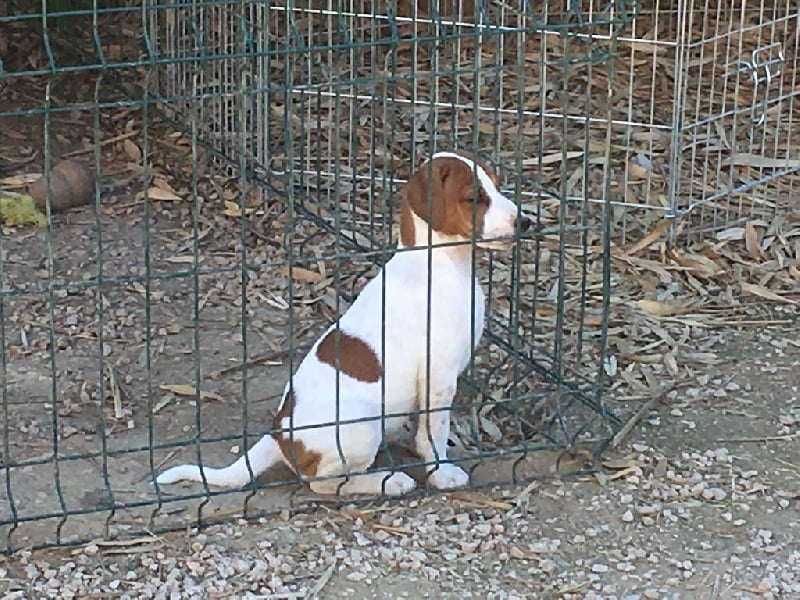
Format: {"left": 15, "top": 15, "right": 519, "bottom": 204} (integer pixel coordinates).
{"left": 400, "top": 161, "right": 447, "bottom": 231}
{"left": 436, "top": 161, "right": 450, "bottom": 186}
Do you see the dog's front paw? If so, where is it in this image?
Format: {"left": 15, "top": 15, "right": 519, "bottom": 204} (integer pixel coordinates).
{"left": 383, "top": 472, "right": 417, "bottom": 496}
{"left": 428, "top": 463, "right": 469, "bottom": 490}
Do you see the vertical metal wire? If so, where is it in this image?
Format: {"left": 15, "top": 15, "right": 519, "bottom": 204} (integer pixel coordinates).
{"left": 42, "top": 73, "right": 72, "bottom": 544}
{"left": 284, "top": 5, "right": 300, "bottom": 487}
{"left": 0, "top": 125, "right": 15, "bottom": 552}
{"left": 92, "top": 62, "right": 115, "bottom": 540}
{"left": 332, "top": 4, "right": 349, "bottom": 491}
{"left": 380, "top": 1, "right": 398, "bottom": 478}
{"left": 667, "top": 0, "right": 690, "bottom": 234}
{"left": 236, "top": 0, "right": 257, "bottom": 514}
{"left": 596, "top": 16, "right": 618, "bottom": 432}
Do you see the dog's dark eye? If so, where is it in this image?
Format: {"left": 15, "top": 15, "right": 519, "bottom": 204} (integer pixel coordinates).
{"left": 461, "top": 193, "right": 489, "bottom": 206}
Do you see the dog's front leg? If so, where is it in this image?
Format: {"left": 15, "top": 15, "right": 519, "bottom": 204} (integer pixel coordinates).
{"left": 415, "top": 379, "right": 469, "bottom": 490}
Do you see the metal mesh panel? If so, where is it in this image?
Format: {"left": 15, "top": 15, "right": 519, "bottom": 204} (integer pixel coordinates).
{"left": 611, "top": 0, "right": 800, "bottom": 242}
{"left": 0, "top": 1, "right": 634, "bottom": 550}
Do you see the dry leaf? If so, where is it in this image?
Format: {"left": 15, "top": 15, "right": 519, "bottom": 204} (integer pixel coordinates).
{"left": 279, "top": 266, "right": 324, "bottom": 283}
{"left": 159, "top": 384, "right": 224, "bottom": 402}
{"left": 728, "top": 153, "right": 800, "bottom": 169}
{"left": 165, "top": 256, "right": 198, "bottom": 264}
{"left": 636, "top": 299, "right": 687, "bottom": 317}
{"left": 744, "top": 222, "right": 760, "bottom": 257}
{"left": 0, "top": 174, "right": 38, "bottom": 187}
{"left": 129, "top": 281, "right": 146, "bottom": 297}
{"left": 715, "top": 226, "right": 744, "bottom": 242}
{"left": 154, "top": 177, "right": 178, "bottom": 194}
{"left": 663, "top": 351, "right": 679, "bottom": 376}
{"left": 222, "top": 200, "right": 255, "bottom": 217}
{"left": 523, "top": 150, "right": 584, "bottom": 166}
{"left": 145, "top": 186, "right": 181, "bottom": 201}
{"left": 601, "top": 455, "right": 640, "bottom": 470}
{"left": 123, "top": 139, "right": 142, "bottom": 162}
{"left": 623, "top": 219, "right": 671, "bottom": 256}
{"left": 665, "top": 249, "right": 722, "bottom": 278}
{"left": 740, "top": 282, "right": 798, "bottom": 305}
{"left": 222, "top": 200, "right": 242, "bottom": 217}
{"left": 479, "top": 415, "right": 503, "bottom": 441}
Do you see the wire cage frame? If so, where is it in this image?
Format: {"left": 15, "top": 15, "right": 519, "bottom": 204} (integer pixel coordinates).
{"left": 609, "top": 0, "right": 800, "bottom": 243}
{"left": 0, "top": 0, "right": 638, "bottom": 551}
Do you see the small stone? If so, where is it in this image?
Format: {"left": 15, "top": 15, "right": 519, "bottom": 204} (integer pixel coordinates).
{"left": 621, "top": 510, "right": 634, "bottom": 523}
{"left": 702, "top": 487, "right": 726, "bottom": 501}
{"left": 591, "top": 563, "right": 609, "bottom": 573}
{"left": 460, "top": 541, "right": 479, "bottom": 553}
{"left": 373, "top": 530, "right": 389, "bottom": 542}
{"left": 83, "top": 544, "right": 99, "bottom": 556}
{"left": 539, "top": 559, "right": 556, "bottom": 574}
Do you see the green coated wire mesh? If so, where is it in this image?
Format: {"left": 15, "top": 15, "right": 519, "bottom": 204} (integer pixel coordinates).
{"left": 0, "top": 1, "right": 636, "bottom": 550}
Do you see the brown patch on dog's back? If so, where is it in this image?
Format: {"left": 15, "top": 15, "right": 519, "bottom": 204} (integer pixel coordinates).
{"left": 272, "top": 391, "right": 322, "bottom": 477}
{"left": 316, "top": 329, "right": 382, "bottom": 383}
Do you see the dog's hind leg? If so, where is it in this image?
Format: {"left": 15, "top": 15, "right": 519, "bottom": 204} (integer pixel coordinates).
{"left": 304, "top": 399, "right": 417, "bottom": 497}
{"left": 310, "top": 460, "right": 417, "bottom": 496}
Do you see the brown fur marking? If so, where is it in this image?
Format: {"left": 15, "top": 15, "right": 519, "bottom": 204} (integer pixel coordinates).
{"left": 399, "top": 155, "right": 495, "bottom": 247}
{"left": 316, "top": 329, "right": 382, "bottom": 383}
{"left": 272, "top": 391, "right": 322, "bottom": 477}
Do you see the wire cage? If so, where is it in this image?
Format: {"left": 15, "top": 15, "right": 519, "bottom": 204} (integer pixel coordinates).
{"left": 0, "top": 0, "right": 637, "bottom": 550}
{"left": 610, "top": 0, "right": 800, "bottom": 243}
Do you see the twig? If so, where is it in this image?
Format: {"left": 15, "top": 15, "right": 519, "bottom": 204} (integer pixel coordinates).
{"left": 610, "top": 390, "right": 665, "bottom": 448}
{"left": 715, "top": 433, "right": 799, "bottom": 444}
{"left": 210, "top": 348, "right": 300, "bottom": 380}
{"left": 307, "top": 561, "right": 336, "bottom": 600}
{"left": 62, "top": 131, "right": 141, "bottom": 158}
{"left": 509, "top": 480, "right": 540, "bottom": 510}
{"left": 370, "top": 523, "right": 414, "bottom": 535}
{"left": 137, "top": 449, "right": 181, "bottom": 483}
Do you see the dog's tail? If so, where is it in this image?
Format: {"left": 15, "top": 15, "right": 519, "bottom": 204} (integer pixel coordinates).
{"left": 155, "top": 435, "right": 282, "bottom": 489}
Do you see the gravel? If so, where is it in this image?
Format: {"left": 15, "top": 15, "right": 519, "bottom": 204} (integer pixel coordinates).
{"left": 2, "top": 435, "right": 798, "bottom": 599}
{"left": 3, "top": 330, "right": 799, "bottom": 599}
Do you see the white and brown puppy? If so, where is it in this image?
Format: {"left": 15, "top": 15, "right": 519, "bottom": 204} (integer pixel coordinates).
{"left": 157, "top": 152, "right": 530, "bottom": 496}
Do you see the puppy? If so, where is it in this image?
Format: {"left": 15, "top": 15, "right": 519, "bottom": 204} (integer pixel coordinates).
{"left": 157, "top": 151, "right": 530, "bottom": 495}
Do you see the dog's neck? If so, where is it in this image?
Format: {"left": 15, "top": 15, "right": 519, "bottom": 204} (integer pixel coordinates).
{"left": 399, "top": 202, "right": 473, "bottom": 265}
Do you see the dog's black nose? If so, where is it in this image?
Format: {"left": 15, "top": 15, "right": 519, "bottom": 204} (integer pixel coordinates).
{"left": 515, "top": 215, "right": 532, "bottom": 232}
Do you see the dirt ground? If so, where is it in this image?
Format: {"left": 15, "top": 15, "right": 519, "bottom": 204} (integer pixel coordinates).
{"left": 1, "top": 325, "right": 798, "bottom": 598}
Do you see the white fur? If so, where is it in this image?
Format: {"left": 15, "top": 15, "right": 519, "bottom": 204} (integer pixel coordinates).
{"left": 156, "top": 153, "right": 521, "bottom": 496}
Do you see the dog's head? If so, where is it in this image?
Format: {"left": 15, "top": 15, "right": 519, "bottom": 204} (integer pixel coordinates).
{"left": 399, "top": 152, "right": 530, "bottom": 251}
